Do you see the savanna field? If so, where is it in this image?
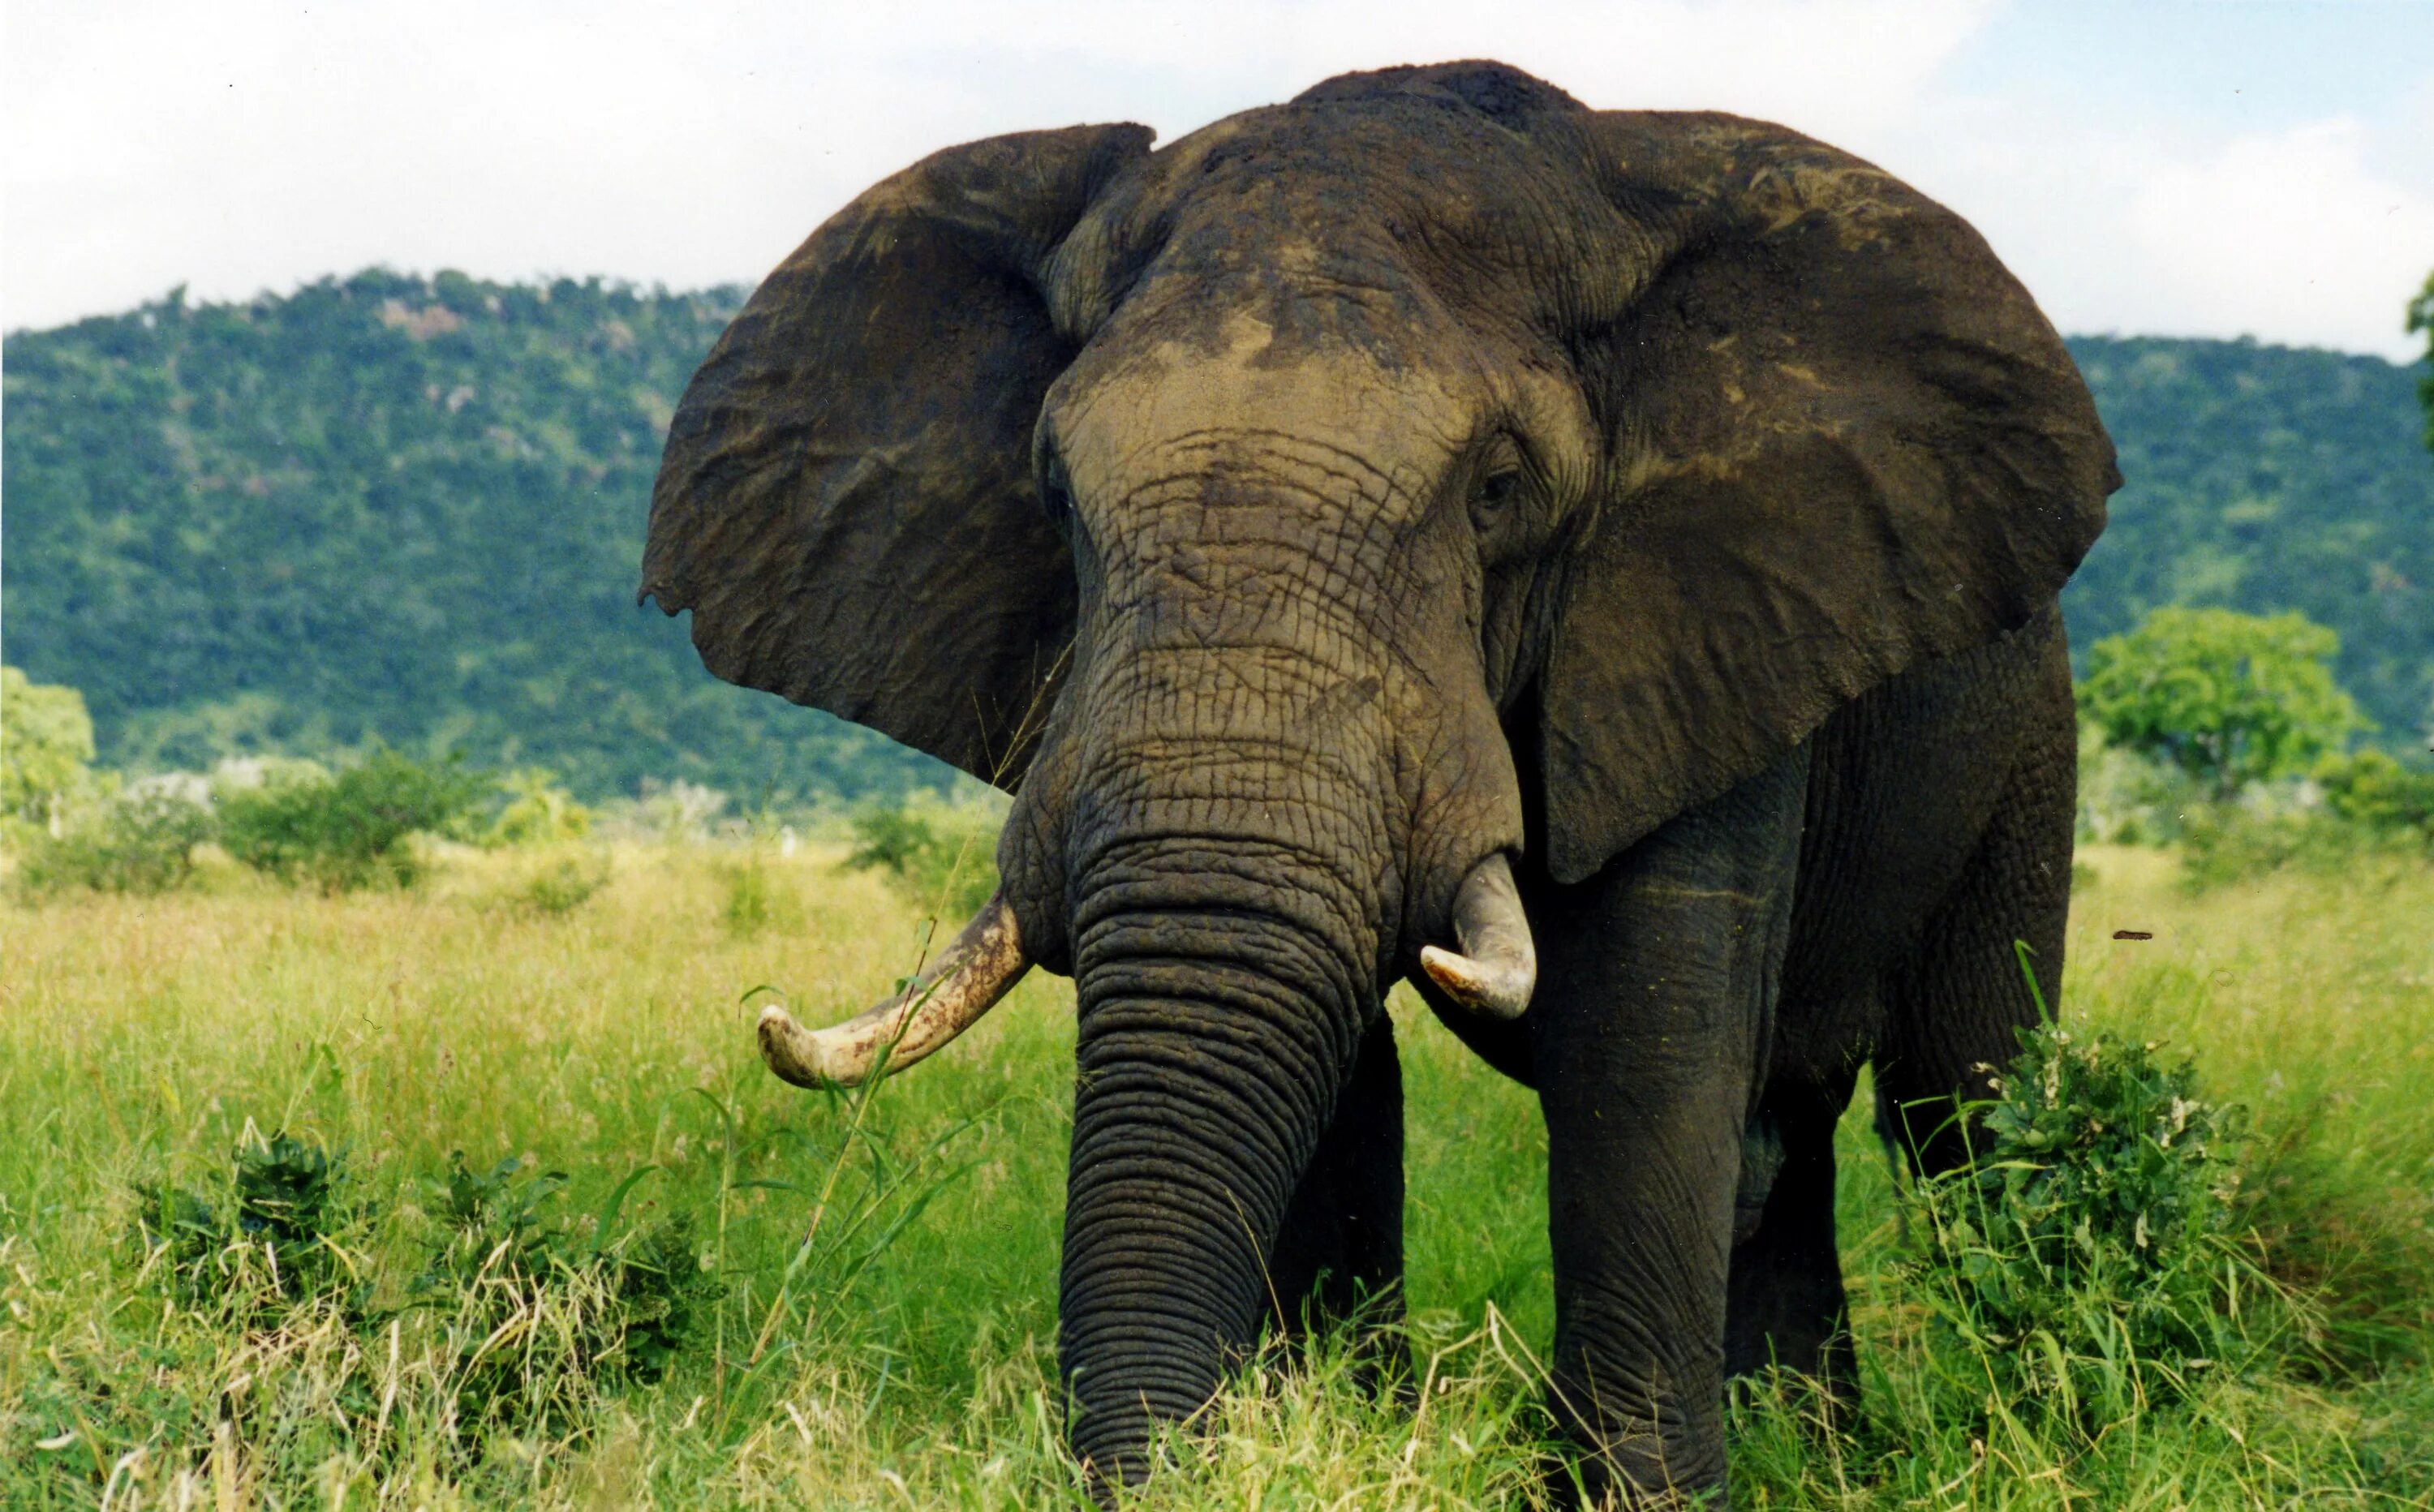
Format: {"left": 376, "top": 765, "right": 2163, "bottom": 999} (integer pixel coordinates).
{"left": 4, "top": 840, "right": 2430, "bottom": 1509}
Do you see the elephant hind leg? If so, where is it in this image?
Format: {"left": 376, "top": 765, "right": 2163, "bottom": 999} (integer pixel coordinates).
{"left": 1723, "top": 1080, "right": 1859, "bottom": 1398}
{"left": 1265, "top": 1011, "right": 1409, "bottom": 1389}
{"left": 1874, "top": 659, "right": 2076, "bottom": 1179}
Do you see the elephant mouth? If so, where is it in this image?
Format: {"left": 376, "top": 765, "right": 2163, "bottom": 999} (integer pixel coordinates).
{"left": 751, "top": 849, "right": 1537, "bottom": 1089}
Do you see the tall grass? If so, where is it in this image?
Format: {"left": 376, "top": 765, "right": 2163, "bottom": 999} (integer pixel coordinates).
{"left": 2, "top": 841, "right": 2426, "bottom": 1506}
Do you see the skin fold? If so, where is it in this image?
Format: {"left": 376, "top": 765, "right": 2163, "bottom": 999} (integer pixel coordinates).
{"left": 641, "top": 60, "right": 2117, "bottom": 1506}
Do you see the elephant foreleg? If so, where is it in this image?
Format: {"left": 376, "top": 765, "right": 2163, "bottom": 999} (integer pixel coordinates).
{"left": 1532, "top": 749, "right": 1807, "bottom": 1507}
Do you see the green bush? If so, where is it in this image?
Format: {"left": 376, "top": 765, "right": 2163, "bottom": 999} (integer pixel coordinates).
{"left": 487, "top": 767, "right": 592, "bottom": 846}
{"left": 2075, "top": 720, "right": 2199, "bottom": 844}
{"left": 15, "top": 780, "right": 216, "bottom": 896}
{"left": 127, "top": 1135, "right": 715, "bottom": 1465}
{"left": 2313, "top": 748, "right": 2434, "bottom": 847}
{"left": 413, "top": 1153, "right": 716, "bottom": 1442}
{"left": 133, "top": 1130, "right": 359, "bottom": 1317}
{"left": 845, "top": 801, "right": 1002, "bottom": 920}
{"left": 518, "top": 852, "right": 611, "bottom": 914}
{"left": 0, "top": 665, "right": 97, "bottom": 832}
{"left": 1906, "top": 1015, "right": 2269, "bottom": 1422}
{"left": 218, "top": 747, "right": 482, "bottom": 891}
{"left": 716, "top": 848, "right": 793, "bottom": 936}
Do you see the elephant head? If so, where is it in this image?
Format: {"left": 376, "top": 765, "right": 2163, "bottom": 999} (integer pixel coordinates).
{"left": 641, "top": 60, "right": 2113, "bottom": 1483}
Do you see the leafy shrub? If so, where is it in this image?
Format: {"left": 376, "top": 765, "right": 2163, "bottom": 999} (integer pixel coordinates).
{"left": 2313, "top": 748, "right": 2434, "bottom": 847}
{"left": 413, "top": 1153, "right": 716, "bottom": 1441}
{"left": 133, "top": 1130, "right": 358, "bottom": 1315}
{"left": 845, "top": 801, "right": 1002, "bottom": 919}
{"left": 2180, "top": 808, "right": 2342, "bottom": 889}
{"left": 1906, "top": 1016, "right": 2266, "bottom": 1421}
{"left": 15, "top": 779, "right": 217, "bottom": 896}
{"left": 488, "top": 767, "right": 593, "bottom": 846}
{"left": 218, "top": 747, "right": 482, "bottom": 891}
{"left": 518, "top": 852, "right": 611, "bottom": 914}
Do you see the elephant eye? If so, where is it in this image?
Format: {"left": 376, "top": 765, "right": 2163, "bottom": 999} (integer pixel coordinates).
{"left": 1471, "top": 466, "right": 1524, "bottom": 528}
{"left": 1039, "top": 458, "right": 1076, "bottom": 535}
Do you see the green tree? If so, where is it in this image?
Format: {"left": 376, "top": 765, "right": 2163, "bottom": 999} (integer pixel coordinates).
{"left": 2079, "top": 608, "right": 2367, "bottom": 801}
{"left": 2410, "top": 268, "right": 2434, "bottom": 453}
{"left": 1, "top": 665, "right": 97, "bottom": 835}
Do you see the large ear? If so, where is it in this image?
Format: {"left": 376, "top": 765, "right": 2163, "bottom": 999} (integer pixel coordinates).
{"left": 1537, "top": 112, "right": 2118, "bottom": 884}
{"left": 640, "top": 123, "right": 1154, "bottom": 788}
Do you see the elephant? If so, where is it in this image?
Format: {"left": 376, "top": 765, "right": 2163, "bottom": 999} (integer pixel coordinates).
{"left": 640, "top": 60, "right": 2116, "bottom": 1506}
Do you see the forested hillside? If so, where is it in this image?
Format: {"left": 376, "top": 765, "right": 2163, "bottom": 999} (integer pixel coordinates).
{"left": 2062, "top": 336, "right": 2432, "bottom": 747}
{"left": 3, "top": 272, "right": 951, "bottom": 805}
{"left": 5, "top": 273, "right": 2428, "bottom": 802}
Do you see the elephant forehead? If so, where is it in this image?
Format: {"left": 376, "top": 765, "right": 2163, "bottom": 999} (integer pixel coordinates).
{"left": 1050, "top": 304, "right": 1469, "bottom": 518}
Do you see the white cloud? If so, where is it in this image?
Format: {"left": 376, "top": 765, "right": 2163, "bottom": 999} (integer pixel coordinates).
{"left": 2121, "top": 117, "right": 2434, "bottom": 358}
{"left": 6, "top": 0, "right": 2427, "bottom": 362}
{"left": 3, "top": 0, "right": 1994, "bottom": 331}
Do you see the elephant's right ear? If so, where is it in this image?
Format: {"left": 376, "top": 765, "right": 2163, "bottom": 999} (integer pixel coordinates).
{"left": 641, "top": 123, "right": 1154, "bottom": 788}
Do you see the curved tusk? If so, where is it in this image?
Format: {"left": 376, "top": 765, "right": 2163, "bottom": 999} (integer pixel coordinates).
{"left": 757, "top": 889, "right": 1030, "bottom": 1089}
{"left": 1418, "top": 852, "right": 1536, "bottom": 1020}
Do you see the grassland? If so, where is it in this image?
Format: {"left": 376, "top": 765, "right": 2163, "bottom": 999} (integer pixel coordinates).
{"left": 3, "top": 842, "right": 2428, "bottom": 1508}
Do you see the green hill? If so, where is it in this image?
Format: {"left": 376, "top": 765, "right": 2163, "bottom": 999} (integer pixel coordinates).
{"left": 2, "top": 271, "right": 954, "bottom": 805}
{"left": 2062, "top": 336, "right": 2432, "bottom": 748}
{"left": 4, "top": 273, "right": 2429, "bottom": 802}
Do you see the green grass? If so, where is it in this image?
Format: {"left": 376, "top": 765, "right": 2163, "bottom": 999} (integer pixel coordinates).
{"left": 2, "top": 843, "right": 2428, "bottom": 1507}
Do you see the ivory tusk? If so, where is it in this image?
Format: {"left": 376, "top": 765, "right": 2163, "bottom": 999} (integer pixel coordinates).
{"left": 756, "top": 889, "right": 1030, "bottom": 1089}
{"left": 1418, "top": 852, "right": 1536, "bottom": 1020}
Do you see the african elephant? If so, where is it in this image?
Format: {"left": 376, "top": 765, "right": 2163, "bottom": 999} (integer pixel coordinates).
{"left": 641, "top": 60, "right": 2115, "bottom": 1506}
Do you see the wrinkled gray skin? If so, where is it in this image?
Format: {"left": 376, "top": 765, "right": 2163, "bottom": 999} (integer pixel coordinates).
{"left": 643, "top": 62, "right": 2116, "bottom": 1506}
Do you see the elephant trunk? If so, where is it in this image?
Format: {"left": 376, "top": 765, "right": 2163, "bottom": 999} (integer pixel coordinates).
{"left": 1056, "top": 831, "right": 1377, "bottom": 1484}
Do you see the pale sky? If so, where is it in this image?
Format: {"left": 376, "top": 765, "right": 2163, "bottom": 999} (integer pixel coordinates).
{"left": 6, "top": 1, "right": 2431, "bottom": 359}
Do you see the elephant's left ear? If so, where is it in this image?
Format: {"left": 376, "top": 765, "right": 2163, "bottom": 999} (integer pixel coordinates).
{"left": 641, "top": 123, "right": 1154, "bottom": 788}
{"left": 1535, "top": 111, "right": 2118, "bottom": 884}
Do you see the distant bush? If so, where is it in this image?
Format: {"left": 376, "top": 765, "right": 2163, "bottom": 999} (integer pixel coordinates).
{"left": 218, "top": 748, "right": 483, "bottom": 891}
{"left": 518, "top": 852, "right": 612, "bottom": 914}
{"left": 14, "top": 779, "right": 216, "bottom": 896}
{"left": 845, "top": 800, "right": 1002, "bottom": 920}
{"left": 1906, "top": 1014, "right": 2268, "bottom": 1422}
{"left": 2177, "top": 807, "right": 2412, "bottom": 891}
{"left": 2313, "top": 748, "right": 2434, "bottom": 847}
{"left": 487, "top": 767, "right": 592, "bottom": 846}
{"left": 626, "top": 778, "right": 729, "bottom": 844}
{"left": 1, "top": 665, "right": 97, "bottom": 836}
{"left": 2075, "top": 721, "right": 2198, "bottom": 845}
{"left": 716, "top": 847, "right": 793, "bottom": 936}
{"left": 2169, "top": 752, "right": 2432, "bottom": 890}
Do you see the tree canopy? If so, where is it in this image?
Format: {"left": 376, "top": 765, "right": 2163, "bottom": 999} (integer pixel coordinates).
{"left": 1, "top": 665, "right": 97, "bottom": 828}
{"left": 2079, "top": 608, "right": 2367, "bottom": 799}
{"left": 2408, "top": 268, "right": 2434, "bottom": 453}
